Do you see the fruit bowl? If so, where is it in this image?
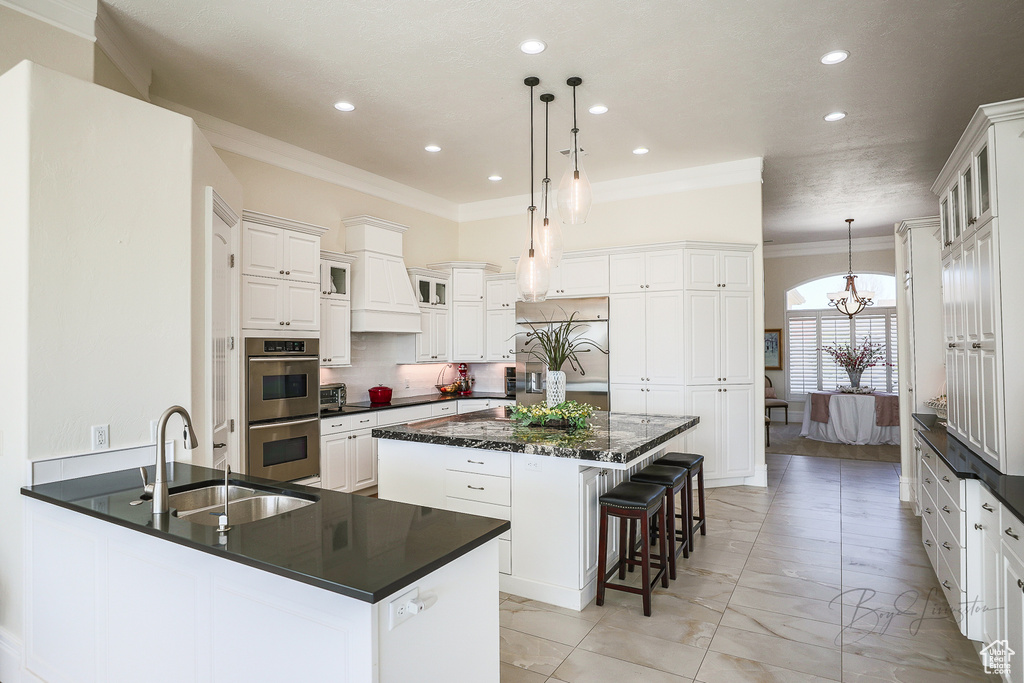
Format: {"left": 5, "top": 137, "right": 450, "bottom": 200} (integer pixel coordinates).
{"left": 435, "top": 383, "right": 460, "bottom": 396}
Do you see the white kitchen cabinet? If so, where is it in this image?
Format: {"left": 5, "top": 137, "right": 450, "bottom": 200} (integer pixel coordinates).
{"left": 452, "top": 268, "right": 486, "bottom": 302}
{"left": 684, "top": 290, "right": 754, "bottom": 386}
{"left": 458, "top": 398, "right": 515, "bottom": 414}
{"left": 548, "top": 254, "right": 610, "bottom": 297}
{"left": 320, "top": 251, "right": 355, "bottom": 300}
{"left": 1004, "top": 544, "right": 1024, "bottom": 683}
{"left": 409, "top": 267, "right": 449, "bottom": 307}
{"left": 609, "top": 290, "right": 685, "bottom": 386}
{"left": 610, "top": 384, "right": 685, "bottom": 417}
{"left": 242, "top": 218, "right": 321, "bottom": 284}
{"left": 242, "top": 276, "right": 319, "bottom": 331}
{"left": 350, "top": 429, "right": 377, "bottom": 491}
{"left": 978, "top": 500, "right": 1003, "bottom": 646}
{"left": 580, "top": 467, "right": 624, "bottom": 589}
{"left": 609, "top": 249, "right": 685, "bottom": 293}
{"left": 486, "top": 309, "right": 516, "bottom": 361}
{"left": 321, "top": 432, "right": 351, "bottom": 492}
{"left": 321, "top": 415, "right": 378, "bottom": 493}
{"left": 684, "top": 384, "right": 755, "bottom": 480}
{"left": 452, "top": 301, "right": 486, "bottom": 362}
{"left": 485, "top": 276, "right": 518, "bottom": 311}
{"left": 320, "top": 299, "right": 351, "bottom": 366}
{"left": 683, "top": 249, "right": 753, "bottom": 292}
{"left": 416, "top": 308, "right": 449, "bottom": 362}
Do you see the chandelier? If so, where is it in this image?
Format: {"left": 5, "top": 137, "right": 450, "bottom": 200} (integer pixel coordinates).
{"left": 828, "top": 218, "right": 874, "bottom": 318}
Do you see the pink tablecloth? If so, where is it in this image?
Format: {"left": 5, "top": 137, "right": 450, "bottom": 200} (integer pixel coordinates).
{"left": 801, "top": 392, "right": 901, "bottom": 446}
{"left": 809, "top": 391, "right": 899, "bottom": 426}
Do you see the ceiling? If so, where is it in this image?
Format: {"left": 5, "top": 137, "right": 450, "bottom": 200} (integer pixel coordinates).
{"left": 102, "top": 0, "right": 1024, "bottom": 243}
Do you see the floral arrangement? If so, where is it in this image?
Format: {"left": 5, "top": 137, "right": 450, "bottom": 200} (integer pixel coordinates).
{"left": 509, "top": 400, "right": 596, "bottom": 431}
{"left": 821, "top": 337, "right": 888, "bottom": 371}
{"left": 521, "top": 311, "right": 607, "bottom": 373}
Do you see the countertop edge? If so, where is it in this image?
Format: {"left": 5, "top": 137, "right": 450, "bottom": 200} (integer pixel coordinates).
{"left": 322, "top": 392, "right": 513, "bottom": 418}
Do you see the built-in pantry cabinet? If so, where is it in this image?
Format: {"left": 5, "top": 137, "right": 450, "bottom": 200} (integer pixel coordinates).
{"left": 319, "top": 251, "right": 355, "bottom": 367}
{"left": 429, "top": 262, "right": 500, "bottom": 362}
{"left": 408, "top": 268, "right": 451, "bottom": 362}
{"left": 934, "top": 97, "right": 1024, "bottom": 474}
{"left": 547, "top": 254, "right": 610, "bottom": 297}
{"left": 608, "top": 249, "right": 685, "bottom": 293}
{"left": 683, "top": 249, "right": 753, "bottom": 291}
{"left": 485, "top": 274, "right": 516, "bottom": 362}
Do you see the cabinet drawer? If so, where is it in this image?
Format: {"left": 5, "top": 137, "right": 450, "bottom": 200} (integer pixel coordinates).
{"left": 936, "top": 508, "right": 966, "bottom": 582}
{"left": 376, "top": 405, "right": 433, "bottom": 427}
{"left": 321, "top": 412, "right": 378, "bottom": 435}
{"left": 977, "top": 483, "right": 1001, "bottom": 526}
{"left": 934, "top": 457, "right": 964, "bottom": 511}
{"left": 937, "top": 484, "right": 966, "bottom": 547}
{"left": 921, "top": 504, "right": 938, "bottom": 572}
{"left": 446, "top": 449, "right": 511, "bottom": 477}
{"left": 444, "top": 496, "right": 511, "bottom": 541}
{"left": 498, "top": 538, "right": 511, "bottom": 575}
{"left": 921, "top": 460, "right": 938, "bottom": 510}
{"left": 445, "top": 470, "right": 510, "bottom": 506}
{"left": 936, "top": 551, "right": 965, "bottom": 626}
{"left": 431, "top": 402, "right": 459, "bottom": 417}
{"left": 1002, "top": 512, "right": 1024, "bottom": 561}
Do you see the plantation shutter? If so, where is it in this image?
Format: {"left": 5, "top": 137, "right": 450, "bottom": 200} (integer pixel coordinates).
{"left": 888, "top": 311, "right": 899, "bottom": 392}
{"left": 853, "top": 313, "right": 889, "bottom": 390}
{"left": 787, "top": 315, "right": 818, "bottom": 395}
{"left": 820, "top": 315, "right": 852, "bottom": 390}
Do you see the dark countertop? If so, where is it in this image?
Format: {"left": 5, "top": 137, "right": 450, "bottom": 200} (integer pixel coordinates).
{"left": 373, "top": 409, "right": 700, "bottom": 464}
{"left": 321, "top": 391, "right": 512, "bottom": 418}
{"left": 21, "top": 464, "right": 509, "bottom": 604}
{"left": 913, "top": 413, "right": 1024, "bottom": 523}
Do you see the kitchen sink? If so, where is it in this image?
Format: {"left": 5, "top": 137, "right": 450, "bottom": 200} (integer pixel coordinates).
{"left": 177, "top": 494, "right": 315, "bottom": 526}
{"left": 167, "top": 484, "right": 257, "bottom": 512}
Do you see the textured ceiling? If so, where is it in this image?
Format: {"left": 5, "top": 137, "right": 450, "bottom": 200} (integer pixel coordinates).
{"left": 102, "top": 0, "right": 1024, "bottom": 242}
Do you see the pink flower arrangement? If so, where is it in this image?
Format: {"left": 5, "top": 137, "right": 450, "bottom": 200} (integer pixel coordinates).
{"left": 821, "top": 337, "right": 888, "bottom": 371}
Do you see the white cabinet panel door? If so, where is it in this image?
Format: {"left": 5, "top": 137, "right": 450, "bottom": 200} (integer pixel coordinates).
{"left": 645, "top": 291, "right": 685, "bottom": 385}
{"left": 350, "top": 430, "right": 377, "bottom": 491}
{"left": 486, "top": 310, "right": 509, "bottom": 361}
{"left": 967, "top": 349, "right": 983, "bottom": 451}
{"left": 720, "top": 252, "right": 753, "bottom": 291}
{"left": 242, "top": 277, "right": 282, "bottom": 329}
{"left": 942, "top": 257, "right": 955, "bottom": 344}
{"left": 1003, "top": 547, "right": 1024, "bottom": 683}
{"left": 609, "top": 293, "right": 646, "bottom": 384}
{"left": 609, "top": 253, "right": 645, "bottom": 293}
{"left": 981, "top": 349, "right": 1001, "bottom": 463}
{"left": 645, "top": 249, "right": 685, "bottom": 291}
{"left": 486, "top": 279, "right": 507, "bottom": 310}
{"left": 322, "top": 300, "right": 350, "bottom": 366}
{"left": 721, "top": 385, "right": 755, "bottom": 477}
{"left": 322, "top": 434, "right": 350, "bottom": 492}
{"left": 610, "top": 384, "right": 646, "bottom": 415}
{"left": 434, "top": 309, "right": 450, "bottom": 361}
{"left": 284, "top": 282, "right": 319, "bottom": 331}
{"left": 416, "top": 309, "right": 432, "bottom": 362}
{"left": 685, "top": 386, "right": 722, "bottom": 478}
{"left": 579, "top": 467, "right": 603, "bottom": 588}
{"left": 242, "top": 223, "right": 283, "bottom": 278}
{"left": 684, "top": 292, "right": 720, "bottom": 385}
{"left": 282, "top": 232, "right": 320, "bottom": 283}
{"left": 452, "top": 302, "right": 485, "bottom": 361}
{"left": 646, "top": 385, "right": 686, "bottom": 417}
{"left": 981, "top": 528, "right": 1002, "bottom": 645}
{"left": 720, "top": 292, "right": 754, "bottom": 384}
{"left": 453, "top": 268, "right": 485, "bottom": 302}
{"left": 976, "top": 223, "right": 999, "bottom": 345}
{"left": 962, "top": 236, "right": 979, "bottom": 342}
{"left": 554, "top": 255, "right": 610, "bottom": 297}
{"left": 684, "top": 250, "right": 719, "bottom": 291}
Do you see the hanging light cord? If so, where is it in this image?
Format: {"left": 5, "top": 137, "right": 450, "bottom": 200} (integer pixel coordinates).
{"left": 571, "top": 83, "right": 580, "bottom": 176}
{"left": 847, "top": 219, "right": 854, "bottom": 275}
{"left": 529, "top": 81, "right": 536, "bottom": 256}
{"left": 543, "top": 95, "right": 550, "bottom": 223}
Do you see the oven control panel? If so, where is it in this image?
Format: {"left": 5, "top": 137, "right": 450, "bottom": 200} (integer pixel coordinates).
{"left": 264, "top": 340, "right": 305, "bottom": 353}
{"left": 245, "top": 337, "right": 318, "bottom": 357}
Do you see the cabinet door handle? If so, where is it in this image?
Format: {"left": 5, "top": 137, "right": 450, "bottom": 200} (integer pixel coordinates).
{"left": 942, "top": 505, "right": 952, "bottom": 514}
{"left": 972, "top": 342, "right": 982, "bottom": 349}
{"left": 924, "top": 477, "right": 931, "bottom": 484}
{"left": 279, "top": 321, "right": 285, "bottom": 326}
{"left": 941, "top": 476, "right": 951, "bottom": 483}
{"left": 975, "top": 523, "right": 984, "bottom": 531}
{"left": 359, "top": 419, "right": 370, "bottom": 423}
{"left": 467, "top": 485, "right": 484, "bottom": 491}
{"left": 983, "top": 503, "right": 994, "bottom": 512}
{"left": 285, "top": 321, "right": 291, "bottom": 325}
{"left": 924, "top": 507, "right": 932, "bottom": 515}
{"left": 467, "top": 459, "right": 484, "bottom": 465}
{"left": 280, "top": 270, "right": 285, "bottom": 274}
{"left": 924, "top": 539, "right": 932, "bottom": 547}
{"left": 1018, "top": 579, "right": 1024, "bottom": 592}
{"left": 948, "top": 342, "right": 956, "bottom": 348}
{"left": 1007, "top": 528, "right": 1020, "bottom": 540}
{"left": 285, "top": 270, "right": 290, "bottom": 275}
{"left": 942, "top": 580, "right": 952, "bottom": 590}
{"left": 941, "top": 541, "right": 952, "bottom": 550}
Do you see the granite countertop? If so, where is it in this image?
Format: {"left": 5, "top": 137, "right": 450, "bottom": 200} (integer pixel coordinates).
{"left": 321, "top": 391, "right": 512, "bottom": 418}
{"left": 913, "top": 413, "right": 1024, "bottom": 523}
{"left": 373, "top": 409, "right": 700, "bottom": 464}
{"left": 21, "top": 464, "right": 509, "bottom": 604}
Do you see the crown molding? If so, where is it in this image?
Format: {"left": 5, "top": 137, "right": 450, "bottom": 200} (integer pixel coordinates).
{"left": 0, "top": 0, "right": 96, "bottom": 40}
{"left": 427, "top": 261, "right": 501, "bottom": 273}
{"left": 94, "top": 2, "right": 151, "bottom": 99}
{"left": 320, "top": 250, "right": 356, "bottom": 264}
{"left": 241, "top": 210, "right": 330, "bottom": 237}
{"left": 932, "top": 96, "right": 1024, "bottom": 194}
{"left": 341, "top": 215, "right": 410, "bottom": 234}
{"left": 457, "top": 157, "right": 764, "bottom": 223}
{"left": 763, "top": 235, "right": 894, "bottom": 259}
{"left": 895, "top": 216, "right": 939, "bottom": 236}
{"left": 511, "top": 240, "right": 757, "bottom": 263}
{"left": 153, "top": 98, "right": 461, "bottom": 223}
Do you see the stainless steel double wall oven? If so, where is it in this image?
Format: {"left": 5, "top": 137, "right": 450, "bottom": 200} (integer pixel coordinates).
{"left": 246, "top": 338, "right": 320, "bottom": 481}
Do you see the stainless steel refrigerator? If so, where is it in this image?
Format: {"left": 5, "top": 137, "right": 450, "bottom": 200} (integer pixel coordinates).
{"left": 515, "top": 297, "right": 610, "bottom": 410}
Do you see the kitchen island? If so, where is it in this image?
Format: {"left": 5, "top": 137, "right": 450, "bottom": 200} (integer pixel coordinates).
{"left": 21, "top": 464, "right": 508, "bottom": 682}
{"left": 375, "top": 409, "right": 699, "bottom": 610}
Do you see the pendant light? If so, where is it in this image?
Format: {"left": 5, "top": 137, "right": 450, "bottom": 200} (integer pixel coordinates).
{"left": 516, "top": 76, "right": 550, "bottom": 302}
{"left": 536, "top": 92, "right": 564, "bottom": 267}
{"left": 827, "top": 219, "right": 875, "bottom": 318}
{"left": 557, "top": 76, "right": 592, "bottom": 224}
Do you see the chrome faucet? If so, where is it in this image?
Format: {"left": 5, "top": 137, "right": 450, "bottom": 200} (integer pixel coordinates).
{"left": 148, "top": 405, "right": 199, "bottom": 515}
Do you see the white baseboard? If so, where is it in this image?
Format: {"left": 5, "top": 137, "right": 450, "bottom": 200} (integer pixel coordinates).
{"left": 707, "top": 467, "right": 768, "bottom": 489}
{"left": 0, "top": 626, "right": 22, "bottom": 683}
{"left": 499, "top": 574, "right": 593, "bottom": 612}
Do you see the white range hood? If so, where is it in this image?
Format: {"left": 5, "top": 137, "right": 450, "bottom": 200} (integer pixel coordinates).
{"left": 343, "top": 215, "right": 422, "bottom": 333}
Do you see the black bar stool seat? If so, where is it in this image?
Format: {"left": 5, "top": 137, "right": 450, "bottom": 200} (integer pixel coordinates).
{"left": 596, "top": 481, "right": 669, "bottom": 617}
{"left": 656, "top": 452, "right": 707, "bottom": 551}
{"left": 630, "top": 464, "right": 688, "bottom": 577}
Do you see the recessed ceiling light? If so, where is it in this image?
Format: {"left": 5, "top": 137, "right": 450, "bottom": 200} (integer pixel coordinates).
{"left": 333, "top": 101, "right": 355, "bottom": 112}
{"left": 588, "top": 105, "right": 608, "bottom": 115}
{"left": 633, "top": 147, "right": 649, "bottom": 155}
{"left": 823, "top": 111, "right": 847, "bottom": 122}
{"left": 519, "top": 39, "right": 546, "bottom": 55}
{"left": 424, "top": 144, "right": 441, "bottom": 152}
{"left": 488, "top": 175, "right": 502, "bottom": 181}
{"left": 820, "top": 50, "right": 850, "bottom": 65}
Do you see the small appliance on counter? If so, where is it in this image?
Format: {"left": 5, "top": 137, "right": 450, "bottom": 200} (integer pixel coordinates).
{"left": 368, "top": 384, "right": 393, "bottom": 404}
{"left": 457, "top": 363, "right": 472, "bottom": 395}
{"left": 505, "top": 366, "right": 516, "bottom": 397}
{"left": 320, "top": 383, "right": 346, "bottom": 411}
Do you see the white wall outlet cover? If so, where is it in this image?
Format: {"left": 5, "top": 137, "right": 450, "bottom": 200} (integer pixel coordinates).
{"left": 91, "top": 424, "right": 110, "bottom": 451}
{"left": 388, "top": 587, "right": 419, "bottom": 631}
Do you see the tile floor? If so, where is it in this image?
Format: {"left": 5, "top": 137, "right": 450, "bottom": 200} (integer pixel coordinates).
{"left": 498, "top": 453, "right": 999, "bottom": 682}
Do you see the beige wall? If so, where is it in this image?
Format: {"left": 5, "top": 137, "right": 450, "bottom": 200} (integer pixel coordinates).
{"left": 763, "top": 247, "right": 896, "bottom": 399}
{"left": 93, "top": 44, "right": 146, "bottom": 100}
{"left": 459, "top": 183, "right": 763, "bottom": 269}
{"left": 0, "top": 6, "right": 93, "bottom": 82}
{"left": 217, "top": 151, "right": 459, "bottom": 267}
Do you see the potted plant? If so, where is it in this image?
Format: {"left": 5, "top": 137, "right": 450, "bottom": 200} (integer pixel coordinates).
{"left": 521, "top": 311, "right": 608, "bottom": 407}
{"left": 821, "top": 337, "right": 887, "bottom": 389}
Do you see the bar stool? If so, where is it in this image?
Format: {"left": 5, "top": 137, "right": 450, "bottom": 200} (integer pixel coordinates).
{"left": 597, "top": 481, "right": 669, "bottom": 617}
{"left": 656, "top": 452, "right": 707, "bottom": 553}
{"left": 630, "top": 464, "right": 689, "bottom": 578}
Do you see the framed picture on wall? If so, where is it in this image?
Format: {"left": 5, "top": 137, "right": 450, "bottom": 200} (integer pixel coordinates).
{"left": 765, "top": 329, "right": 782, "bottom": 371}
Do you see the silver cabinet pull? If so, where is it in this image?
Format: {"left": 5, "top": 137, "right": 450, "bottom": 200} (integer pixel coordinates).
{"left": 467, "top": 485, "right": 484, "bottom": 491}
{"left": 924, "top": 539, "right": 932, "bottom": 547}
{"left": 942, "top": 541, "right": 952, "bottom": 550}
{"left": 942, "top": 580, "right": 952, "bottom": 590}
{"left": 1018, "top": 579, "right": 1024, "bottom": 592}
{"left": 942, "top": 505, "right": 952, "bottom": 514}
{"left": 213, "top": 442, "right": 227, "bottom": 450}
{"left": 1007, "top": 528, "right": 1020, "bottom": 540}
{"left": 924, "top": 508, "right": 932, "bottom": 515}
{"left": 942, "top": 476, "right": 951, "bottom": 483}
{"left": 976, "top": 523, "right": 984, "bottom": 530}
{"left": 983, "top": 503, "right": 995, "bottom": 512}
{"left": 972, "top": 342, "right": 982, "bottom": 349}
{"left": 467, "top": 459, "right": 484, "bottom": 465}
{"left": 924, "top": 477, "right": 932, "bottom": 484}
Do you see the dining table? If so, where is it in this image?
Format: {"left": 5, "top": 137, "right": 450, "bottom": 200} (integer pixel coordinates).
{"left": 800, "top": 390, "right": 900, "bottom": 446}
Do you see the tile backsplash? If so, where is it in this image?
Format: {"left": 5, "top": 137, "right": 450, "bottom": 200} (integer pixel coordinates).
{"left": 320, "top": 333, "right": 512, "bottom": 403}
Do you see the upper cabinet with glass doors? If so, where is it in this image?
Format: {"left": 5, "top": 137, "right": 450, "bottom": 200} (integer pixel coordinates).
{"left": 408, "top": 268, "right": 449, "bottom": 307}
{"left": 320, "top": 250, "right": 356, "bottom": 300}
{"left": 937, "top": 123, "right": 996, "bottom": 258}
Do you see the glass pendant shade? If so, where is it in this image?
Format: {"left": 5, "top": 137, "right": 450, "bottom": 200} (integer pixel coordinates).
{"left": 538, "top": 183, "right": 564, "bottom": 267}
{"left": 557, "top": 140, "right": 592, "bottom": 224}
{"left": 516, "top": 211, "right": 550, "bottom": 302}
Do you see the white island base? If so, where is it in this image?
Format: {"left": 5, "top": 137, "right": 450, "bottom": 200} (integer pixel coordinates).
{"left": 378, "top": 439, "right": 680, "bottom": 611}
{"left": 22, "top": 497, "right": 499, "bottom": 683}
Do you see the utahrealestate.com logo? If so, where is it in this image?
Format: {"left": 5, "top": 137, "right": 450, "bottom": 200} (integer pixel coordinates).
{"left": 982, "top": 639, "right": 1014, "bottom": 676}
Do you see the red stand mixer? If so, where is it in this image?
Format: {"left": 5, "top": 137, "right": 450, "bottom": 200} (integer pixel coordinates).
{"left": 457, "top": 363, "right": 472, "bottom": 395}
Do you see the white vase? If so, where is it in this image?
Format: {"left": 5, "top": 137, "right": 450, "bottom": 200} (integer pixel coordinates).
{"left": 546, "top": 370, "right": 566, "bottom": 407}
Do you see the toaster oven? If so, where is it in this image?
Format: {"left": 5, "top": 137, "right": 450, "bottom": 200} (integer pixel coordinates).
{"left": 320, "top": 383, "right": 346, "bottom": 411}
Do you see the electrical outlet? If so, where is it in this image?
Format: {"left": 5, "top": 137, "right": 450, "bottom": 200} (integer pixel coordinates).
{"left": 404, "top": 378, "right": 410, "bottom": 389}
{"left": 91, "top": 424, "right": 110, "bottom": 451}
{"left": 388, "top": 587, "right": 419, "bottom": 630}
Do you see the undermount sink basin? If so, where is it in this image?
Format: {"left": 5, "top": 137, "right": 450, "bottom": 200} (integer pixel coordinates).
{"left": 177, "top": 494, "right": 314, "bottom": 526}
{"left": 167, "top": 484, "right": 257, "bottom": 512}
